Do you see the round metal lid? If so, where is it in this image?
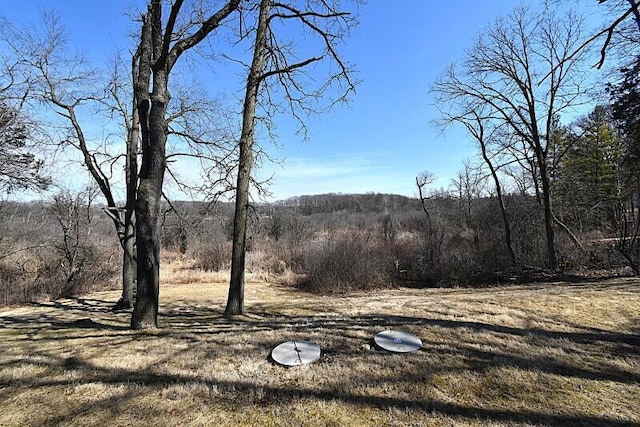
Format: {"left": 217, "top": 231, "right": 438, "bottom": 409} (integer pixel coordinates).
{"left": 374, "top": 330, "right": 422, "bottom": 353}
{"left": 271, "top": 340, "right": 321, "bottom": 366}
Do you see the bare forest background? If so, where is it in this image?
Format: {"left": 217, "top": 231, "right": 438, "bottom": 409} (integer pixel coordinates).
{"left": 1, "top": 0, "right": 640, "bottom": 311}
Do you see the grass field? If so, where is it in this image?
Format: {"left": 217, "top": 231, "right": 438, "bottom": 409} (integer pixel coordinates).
{"left": 1, "top": 260, "right": 639, "bottom": 426}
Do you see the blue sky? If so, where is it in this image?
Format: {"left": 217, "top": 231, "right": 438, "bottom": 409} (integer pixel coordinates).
{"left": 257, "top": 0, "right": 524, "bottom": 199}
{"left": 4, "top": 0, "right": 600, "bottom": 201}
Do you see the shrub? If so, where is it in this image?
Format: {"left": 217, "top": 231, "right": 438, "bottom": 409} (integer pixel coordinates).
{"left": 0, "top": 260, "right": 30, "bottom": 306}
{"left": 39, "top": 243, "right": 118, "bottom": 298}
{"left": 0, "top": 242, "right": 118, "bottom": 306}
{"left": 188, "top": 239, "right": 231, "bottom": 272}
{"left": 298, "top": 233, "right": 393, "bottom": 294}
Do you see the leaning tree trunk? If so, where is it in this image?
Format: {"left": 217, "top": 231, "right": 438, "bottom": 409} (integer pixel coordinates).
{"left": 479, "top": 137, "right": 516, "bottom": 266}
{"left": 226, "top": 139, "right": 253, "bottom": 315}
{"left": 225, "top": 0, "right": 271, "bottom": 316}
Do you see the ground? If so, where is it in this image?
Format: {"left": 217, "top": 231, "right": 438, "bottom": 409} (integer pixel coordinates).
{"left": 0, "top": 262, "right": 639, "bottom": 426}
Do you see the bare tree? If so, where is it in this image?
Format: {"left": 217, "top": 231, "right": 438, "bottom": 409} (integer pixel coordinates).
{"left": 561, "top": 0, "right": 639, "bottom": 70}
{"left": 451, "top": 160, "right": 485, "bottom": 230}
{"left": 416, "top": 171, "right": 445, "bottom": 277}
{"left": 130, "top": 0, "right": 240, "bottom": 328}
{"left": 105, "top": 50, "right": 238, "bottom": 311}
{"left": 7, "top": 7, "right": 239, "bottom": 319}
{"left": 50, "top": 185, "right": 99, "bottom": 291}
{"left": 100, "top": 52, "right": 143, "bottom": 311}
{"left": 433, "top": 6, "right": 590, "bottom": 270}
{"left": 7, "top": 12, "right": 141, "bottom": 310}
{"left": 440, "top": 109, "right": 517, "bottom": 266}
{"left": 225, "top": 0, "right": 359, "bottom": 315}
{"left": 416, "top": 171, "right": 436, "bottom": 230}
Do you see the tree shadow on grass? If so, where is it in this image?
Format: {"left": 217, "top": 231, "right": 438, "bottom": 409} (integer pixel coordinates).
{"left": 1, "top": 314, "right": 128, "bottom": 330}
{"left": 1, "top": 291, "right": 639, "bottom": 426}
{"left": 155, "top": 303, "right": 640, "bottom": 385}
{"left": 31, "top": 297, "right": 121, "bottom": 315}
{"left": 2, "top": 350, "right": 636, "bottom": 427}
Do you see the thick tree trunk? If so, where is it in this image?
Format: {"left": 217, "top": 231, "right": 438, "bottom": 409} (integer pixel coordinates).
{"left": 131, "top": 71, "right": 168, "bottom": 329}
{"left": 225, "top": 0, "right": 271, "bottom": 316}
{"left": 131, "top": 179, "right": 162, "bottom": 329}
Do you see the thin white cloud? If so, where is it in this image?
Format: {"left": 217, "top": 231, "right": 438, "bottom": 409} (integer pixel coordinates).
{"left": 277, "top": 154, "right": 389, "bottom": 179}
{"left": 259, "top": 152, "right": 419, "bottom": 201}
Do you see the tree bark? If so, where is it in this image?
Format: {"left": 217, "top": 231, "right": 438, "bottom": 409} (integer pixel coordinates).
{"left": 131, "top": 89, "right": 167, "bottom": 329}
{"left": 225, "top": 0, "right": 271, "bottom": 316}
{"left": 131, "top": 7, "right": 159, "bottom": 329}
{"left": 119, "top": 125, "right": 138, "bottom": 310}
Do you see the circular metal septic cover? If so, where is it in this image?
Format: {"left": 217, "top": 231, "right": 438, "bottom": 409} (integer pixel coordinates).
{"left": 374, "top": 330, "right": 422, "bottom": 353}
{"left": 271, "top": 340, "right": 321, "bottom": 366}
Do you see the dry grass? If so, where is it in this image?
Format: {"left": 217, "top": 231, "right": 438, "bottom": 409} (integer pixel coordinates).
{"left": 1, "top": 260, "right": 639, "bottom": 426}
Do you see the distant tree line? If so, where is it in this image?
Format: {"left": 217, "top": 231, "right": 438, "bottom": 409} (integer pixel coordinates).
{"left": 276, "top": 193, "right": 421, "bottom": 215}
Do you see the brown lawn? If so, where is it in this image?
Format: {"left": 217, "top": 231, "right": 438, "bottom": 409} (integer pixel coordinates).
{"left": 1, "top": 261, "right": 639, "bottom": 426}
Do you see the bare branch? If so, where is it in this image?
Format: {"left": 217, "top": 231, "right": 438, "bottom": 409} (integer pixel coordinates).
{"left": 165, "top": 0, "right": 241, "bottom": 71}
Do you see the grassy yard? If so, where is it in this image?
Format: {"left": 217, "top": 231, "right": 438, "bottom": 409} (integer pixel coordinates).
{"left": 1, "top": 261, "right": 639, "bottom": 426}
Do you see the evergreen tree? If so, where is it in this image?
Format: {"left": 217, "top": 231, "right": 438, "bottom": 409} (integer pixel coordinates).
{"left": 608, "top": 55, "right": 640, "bottom": 273}
{"left": 554, "top": 106, "right": 622, "bottom": 232}
{"left": 0, "top": 103, "right": 49, "bottom": 194}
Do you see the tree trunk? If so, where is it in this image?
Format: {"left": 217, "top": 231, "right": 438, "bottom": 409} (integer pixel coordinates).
{"left": 118, "top": 142, "right": 138, "bottom": 309}
{"left": 131, "top": 70, "right": 168, "bottom": 329}
{"left": 539, "top": 160, "right": 558, "bottom": 270}
{"left": 114, "top": 165, "right": 138, "bottom": 310}
{"left": 226, "top": 144, "right": 251, "bottom": 315}
{"left": 553, "top": 215, "right": 585, "bottom": 252}
{"left": 119, "top": 238, "right": 136, "bottom": 305}
{"left": 113, "top": 86, "right": 140, "bottom": 311}
{"left": 127, "top": 0, "right": 240, "bottom": 328}
{"left": 112, "top": 224, "right": 135, "bottom": 311}
{"left": 480, "top": 140, "right": 516, "bottom": 266}
{"left": 225, "top": 0, "right": 271, "bottom": 316}
{"left": 131, "top": 179, "right": 161, "bottom": 329}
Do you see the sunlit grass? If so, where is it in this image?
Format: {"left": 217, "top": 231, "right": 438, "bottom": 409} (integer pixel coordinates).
{"left": 0, "top": 262, "right": 639, "bottom": 426}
